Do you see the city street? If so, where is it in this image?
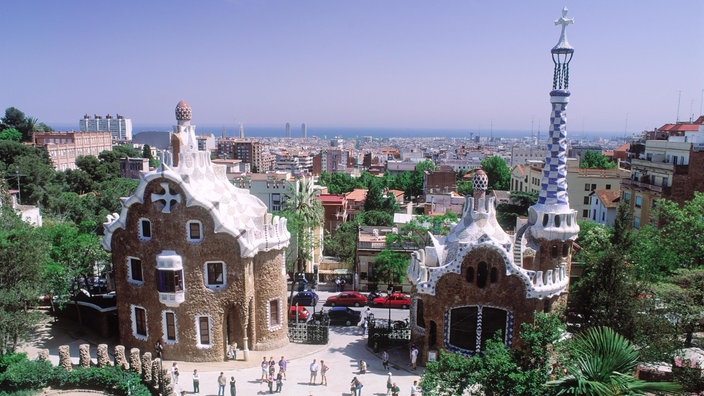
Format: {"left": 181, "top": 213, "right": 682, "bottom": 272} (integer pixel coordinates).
{"left": 22, "top": 290, "right": 423, "bottom": 396}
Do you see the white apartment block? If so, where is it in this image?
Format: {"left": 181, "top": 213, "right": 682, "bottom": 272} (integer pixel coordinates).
{"left": 80, "top": 114, "right": 133, "bottom": 141}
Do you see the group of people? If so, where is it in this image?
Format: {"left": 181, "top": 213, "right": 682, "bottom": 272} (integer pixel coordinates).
{"left": 334, "top": 277, "right": 347, "bottom": 291}
{"left": 260, "top": 356, "right": 286, "bottom": 393}
{"left": 308, "top": 358, "right": 330, "bottom": 385}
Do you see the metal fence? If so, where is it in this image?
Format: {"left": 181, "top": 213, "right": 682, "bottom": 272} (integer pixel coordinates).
{"left": 288, "top": 322, "right": 329, "bottom": 344}
{"left": 367, "top": 318, "right": 411, "bottom": 352}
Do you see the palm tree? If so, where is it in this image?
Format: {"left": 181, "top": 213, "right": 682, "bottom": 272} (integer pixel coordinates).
{"left": 283, "top": 177, "right": 323, "bottom": 275}
{"left": 548, "top": 326, "right": 681, "bottom": 395}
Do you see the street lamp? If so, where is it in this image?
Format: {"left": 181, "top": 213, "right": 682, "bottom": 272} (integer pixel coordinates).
{"left": 14, "top": 166, "right": 24, "bottom": 203}
{"left": 387, "top": 285, "right": 394, "bottom": 328}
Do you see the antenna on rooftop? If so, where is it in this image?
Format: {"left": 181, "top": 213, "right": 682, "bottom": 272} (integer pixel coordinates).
{"left": 624, "top": 113, "right": 628, "bottom": 138}
{"left": 676, "top": 90, "right": 682, "bottom": 122}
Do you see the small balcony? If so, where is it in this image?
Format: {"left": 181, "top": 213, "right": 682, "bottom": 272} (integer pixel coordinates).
{"left": 620, "top": 178, "right": 670, "bottom": 195}
{"left": 159, "top": 291, "right": 185, "bottom": 307}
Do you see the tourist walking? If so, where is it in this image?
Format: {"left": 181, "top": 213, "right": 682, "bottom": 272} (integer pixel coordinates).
{"left": 192, "top": 369, "right": 200, "bottom": 394}
{"left": 217, "top": 372, "right": 226, "bottom": 396}
{"left": 155, "top": 338, "right": 164, "bottom": 359}
{"left": 227, "top": 343, "right": 237, "bottom": 360}
{"left": 391, "top": 382, "right": 400, "bottom": 396}
{"left": 267, "top": 373, "right": 274, "bottom": 394}
{"left": 309, "top": 359, "right": 319, "bottom": 384}
{"left": 320, "top": 360, "right": 329, "bottom": 385}
{"left": 350, "top": 376, "right": 363, "bottom": 396}
{"left": 411, "top": 380, "right": 420, "bottom": 396}
{"left": 386, "top": 372, "right": 393, "bottom": 396}
{"left": 410, "top": 346, "right": 419, "bottom": 370}
{"left": 278, "top": 356, "right": 287, "bottom": 380}
{"left": 359, "top": 359, "right": 367, "bottom": 374}
{"left": 229, "top": 376, "right": 236, "bottom": 396}
{"left": 171, "top": 362, "right": 179, "bottom": 384}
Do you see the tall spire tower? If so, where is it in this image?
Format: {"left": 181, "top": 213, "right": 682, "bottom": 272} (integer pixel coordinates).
{"left": 527, "top": 7, "right": 579, "bottom": 241}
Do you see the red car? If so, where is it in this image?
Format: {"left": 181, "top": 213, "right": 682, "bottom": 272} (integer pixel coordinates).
{"left": 289, "top": 305, "right": 310, "bottom": 321}
{"left": 324, "top": 291, "right": 368, "bottom": 307}
{"left": 372, "top": 292, "right": 411, "bottom": 309}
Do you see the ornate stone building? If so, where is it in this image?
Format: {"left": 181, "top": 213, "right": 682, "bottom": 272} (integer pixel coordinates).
{"left": 407, "top": 9, "right": 579, "bottom": 362}
{"left": 103, "top": 100, "right": 291, "bottom": 362}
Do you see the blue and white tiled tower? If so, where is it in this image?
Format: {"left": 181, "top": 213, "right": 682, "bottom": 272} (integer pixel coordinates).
{"left": 527, "top": 7, "right": 579, "bottom": 241}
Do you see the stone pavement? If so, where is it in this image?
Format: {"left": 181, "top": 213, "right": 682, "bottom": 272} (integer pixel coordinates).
{"left": 22, "top": 303, "right": 423, "bottom": 396}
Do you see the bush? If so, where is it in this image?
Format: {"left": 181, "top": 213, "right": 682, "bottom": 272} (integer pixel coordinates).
{"left": 0, "top": 352, "right": 28, "bottom": 373}
{"left": 0, "top": 358, "right": 54, "bottom": 392}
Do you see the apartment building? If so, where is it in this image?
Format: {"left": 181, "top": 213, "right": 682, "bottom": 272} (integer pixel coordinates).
{"left": 34, "top": 131, "right": 113, "bottom": 171}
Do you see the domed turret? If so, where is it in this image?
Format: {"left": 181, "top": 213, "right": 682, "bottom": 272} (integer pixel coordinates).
{"left": 175, "top": 100, "right": 192, "bottom": 122}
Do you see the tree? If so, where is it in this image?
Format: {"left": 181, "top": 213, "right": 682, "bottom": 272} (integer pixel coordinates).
{"left": 359, "top": 210, "right": 394, "bottom": 226}
{"left": 323, "top": 220, "right": 358, "bottom": 264}
{"left": 0, "top": 206, "right": 49, "bottom": 353}
{"left": 549, "top": 326, "right": 681, "bottom": 395}
{"left": 0, "top": 128, "right": 22, "bottom": 142}
{"left": 363, "top": 181, "right": 384, "bottom": 212}
{"left": 318, "top": 171, "right": 356, "bottom": 195}
{"left": 283, "top": 177, "right": 324, "bottom": 274}
{"left": 480, "top": 156, "right": 510, "bottom": 191}
{"left": 654, "top": 268, "right": 704, "bottom": 348}
{"left": 496, "top": 191, "right": 538, "bottom": 230}
{"left": 580, "top": 150, "right": 616, "bottom": 169}
{"left": 373, "top": 249, "right": 409, "bottom": 286}
{"left": 656, "top": 192, "right": 704, "bottom": 269}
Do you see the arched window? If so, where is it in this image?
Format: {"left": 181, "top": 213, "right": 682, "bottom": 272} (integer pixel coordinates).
{"left": 551, "top": 245, "right": 558, "bottom": 258}
{"left": 429, "top": 321, "right": 437, "bottom": 347}
{"left": 416, "top": 300, "right": 425, "bottom": 328}
{"left": 477, "top": 262, "right": 488, "bottom": 288}
{"left": 542, "top": 214, "right": 549, "bottom": 227}
{"left": 562, "top": 243, "right": 570, "bottom": 257}
{"left": 490, "top": 267, "right": 498, "bottom": 283}
{"left": 466, "top": 267, "right": 475, "bottom": 284}
{"left": 555, "top": 214, "right": 561, "bottom": 227}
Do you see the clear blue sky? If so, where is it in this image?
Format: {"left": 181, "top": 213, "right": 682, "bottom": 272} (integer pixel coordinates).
{"left": 2, "top": 1, "right": 702, "bottom": 135}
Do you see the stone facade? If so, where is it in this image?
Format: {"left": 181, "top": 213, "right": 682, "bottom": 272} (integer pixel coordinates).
{"left": 103, "top": 101, "right": 290, "bottom": 362}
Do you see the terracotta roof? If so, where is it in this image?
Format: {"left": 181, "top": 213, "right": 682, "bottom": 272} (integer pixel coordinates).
{"left": 345, "top": 189, "right": 368, "bottom": 202}
{"left": 614, "top": 143, "right": 630, "bottom": 152}
{"left": 318, "top": 194, "right": 345, "bottom": 204}
{"left": 594, "top": 189, "right": 621, "bottom": 209}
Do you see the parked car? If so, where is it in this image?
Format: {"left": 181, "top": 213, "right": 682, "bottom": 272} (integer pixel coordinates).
{"left": 288, "top": 305, "right": 310, "bottom": 321}
{"left": 366, "top": 290, "right": 384, "bottom": 304}
{"left": 326, "top": 307, "right": 362, "bottom": 326}
{"left": 325, "top": 291, "right": 367, "bottom": 307}
{"left": 291, "top": 290, "right": 319, "bottom": 306}
{"left": 372, "top": 292, "right": 411, "bottom": 309}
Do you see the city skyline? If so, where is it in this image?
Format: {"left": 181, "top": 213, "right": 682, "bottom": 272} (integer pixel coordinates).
{"left": 2, "top": 1, "right": 703, "bottom": 135}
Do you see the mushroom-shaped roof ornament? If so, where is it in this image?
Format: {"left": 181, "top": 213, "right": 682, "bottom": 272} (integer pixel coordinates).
{"left": 175, "top": 99, "right": 192, "bottom": 122}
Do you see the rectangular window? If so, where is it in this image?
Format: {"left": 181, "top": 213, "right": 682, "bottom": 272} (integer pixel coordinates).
{"left": 584, "top": 183, "right": 590, "bottom": 191}
{"left": 140, "top": 219, "right": 152, "bottom": 240}
{"left": 206, "top": 262, "right": 225, "bottom": 286}
{"left": 187, "top": 221, "right": 202, "bottom": 242}
{"left": 635, "top": 195, "right": 642, "bottom": 208}
{"left": 605, "top": 184, "right": 611, "bottom": 190}
{"left": 198, "top": 317, "right": 210, "bottom": 345}
{"left": 157, "top": 270, "right": 183, "bottom": 292}
{"left": 633, "top": 216, "right": 641, "bottom": 229}
{"left": 582, "top": 209, "right": 589, "bottom": 218}
{"left": 129, "top": 258, "right": 143, "bottom": 282}
{"left": 135, "top": 307, "right": 147, "bottom": 336}
{"left": 591, "top": 184, "right": 597, "bottom": 191}
{"left": 624, "top": 192, "right": 631, "bottom": 202}
{"left": 165, "top": 312, "right": 176, "bottom": 341}
{"left": 269, "top": 300, "right": 281, "bottom": 327}
{"left": 583, "top": 196, "right": 590, "bottom": 205}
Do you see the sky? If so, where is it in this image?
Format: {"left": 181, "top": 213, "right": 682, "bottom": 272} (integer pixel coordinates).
{"left": 1, "top": 1, "right": 703, "bottom": 136}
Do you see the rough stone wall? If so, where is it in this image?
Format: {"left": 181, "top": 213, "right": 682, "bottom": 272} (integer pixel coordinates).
{"left": 110, "top": 178, "right": 288, "bottom": 361}
{"left": 412, "top": 245, "right": 562, "bottom": 363}
{"left": 252, "top": 249, "right": 289, "bottom": 350}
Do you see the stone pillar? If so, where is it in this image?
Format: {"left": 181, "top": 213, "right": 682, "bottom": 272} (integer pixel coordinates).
{"left": 58, "top": 345, "right": 72, "bottom": 371}
{"left": 242, "top": 297, "right": 252, "bottom": 361}
{"left": 151, "top": 359, "right": 161, "bottom": 388}
{"left": 129, "top": 348, "right": 142, "bottom": 374}
{"left": 97, "top": 344, "right": 111, "bottom": 367}
{"left": 79, "top": 344, "right": 91, "bottom": 368}
{"left": 142, "top": 352, "right": 153, "bottom": 383}
{"left": 162, "top": 367, "right": 174, "bottom": 395}
{"left": 114, "top": 345, "right": 129, "bottom": 370}
{"left": 37, "top": 349, "right": 50, "bottom": 362}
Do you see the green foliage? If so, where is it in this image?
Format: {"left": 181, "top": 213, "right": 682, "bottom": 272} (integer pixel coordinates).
{"left": 456, "top": 180, "right": 473, "bottom": 196}
{"left": 386, "top": 212, "right": 458, "bottom": 249}
{"left": 421, "top": 313, "right": 563, "bottom": 396}
{"left": 0, "top": 128, "right": 22, "bottom": 142}
{"left": 318, "top": 171, "right": 357, "bottom": 195}
{"left": 283, "top": 177, "right": 324, "bottom": 273}
{"left": 656, "top": 192, "right": 704, "bottom": 269}
{"left": 580, "top": 150, "right": 616, "bottom": 169}
{"left": 1, "top": 107, "right": 52, "bottom": 142}
{"left": 496, "top": 191, "right": 538, "bottom": 230}
{"left": 373, "top": 249, "right": 409, "bottom": 285}
{"left": 0, "top": 353, "right": 150, "bottom": 396}
{"left": 359, "top": 210, "right": 394, "bottom": 226}
{"left": 363, "top": 180, "right": 384, "bottom": 212}
{"left": 0, "top": 207, "right": 50, "bottom": 353}
{"left": 322, "top": 220, "right": 358, "bottom": 264}
{"left": 549, "top": 326, "right": 681, "bottom": 395}
{"left": 480, "top": 156, "right": 510, "bottom": 191}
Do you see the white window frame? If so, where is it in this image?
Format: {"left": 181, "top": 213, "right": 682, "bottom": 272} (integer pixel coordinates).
{"left": 186, "top": 220, "right": 203, "bottom": 243}
{"left": 267, "top": 298, "right": 283, "bottom": 331}
{"left": 162, "top": 310, "right": 178, "bottom": 344}
{"left": 139, "top": 218, "right": 152, "bottom": 241}
{"left": 127, "top": 256, "right": 144, "bottom": 285}
{"left": 131, "top": 304, "right": 148, "bottom": 341}
{"left": 195, "top": 315, "right": 213, "bottom": 348}
{"left": 203, "top": 261, "right": 226, "bottom": 289}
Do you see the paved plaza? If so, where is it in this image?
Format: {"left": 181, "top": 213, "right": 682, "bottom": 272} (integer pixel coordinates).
{"left": 22, "top": 291, "right": 424, "bottom": 395}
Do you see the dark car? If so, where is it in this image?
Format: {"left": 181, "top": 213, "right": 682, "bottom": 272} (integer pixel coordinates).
{"left": 324, "top": 291, "right": 367, "bottom": 307}
{"left": 291, "top": 290, "right": 319, "bottom": 306}
{"left": 326, "top": 307, "right": 362, "bottom": 326}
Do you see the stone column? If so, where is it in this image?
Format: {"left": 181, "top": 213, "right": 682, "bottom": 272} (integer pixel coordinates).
{"left": 79, "top": 344, "right": 91, "bottom": 368}
{"left": 129, "top": 348, "right": 142, "bottom": 374}
{"left": 97, "top": 344, "right": 111, "bottom": 367}
{"left": 58, "top": 345, "right": 72, "bottom": 371}
{"left": 142, "top": 352, "right": 153, "bottom": 383}
{"left": 114, "top": 345, "right": 129, "bottom": 370}
{"left": 37, "top": 349, "right": 50, "bottom": 362}
{"left": 151, "top": 359, "right": 161, "bottom": 388}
